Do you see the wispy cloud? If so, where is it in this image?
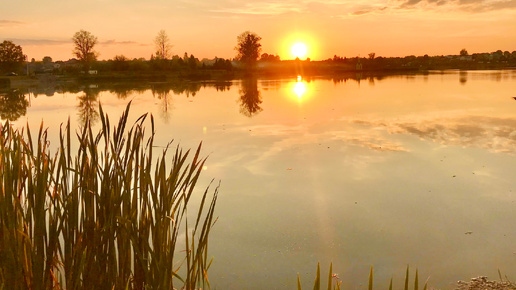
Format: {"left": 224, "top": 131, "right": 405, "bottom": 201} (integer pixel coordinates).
{"left": 211, "top": 2, "right": 304, "bottom": 15}
{"left": 351, "top": 10, "right": 372, "bottom": 15}
{"left": 338, "top": 0, "right": 516, "bottom": 16}
{"left": 100, "top": 39, "right": 142, "bottom": 46}
{"left": 361, "top": 115, "right": 516, "bottom": 154}
{"left": 0, "top": 20, "right": 25, "bottom": 27}
{"left": 396, "top": 0, "right": 516, "bottom": 12}
{"left": 6, "top": 38, "right": 70, "bottom": 45}
{"left": 349, "top": 6, "right": 388, "bottom": 15}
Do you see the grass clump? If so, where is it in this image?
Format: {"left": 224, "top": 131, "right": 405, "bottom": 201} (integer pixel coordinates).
{"left": 298, "top": 264, "right": 428, "bottom": 290}
{"left": 0, "top": 103, "right": 218, "bottom": 289}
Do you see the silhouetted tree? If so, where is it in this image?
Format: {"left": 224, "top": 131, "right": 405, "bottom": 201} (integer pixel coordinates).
{"left": 260, "top": 53, "right": 280, "bottom": 62}
{"left": 239, "top": 78, "right": 263, "bottom": 117}
{"left": 460, "top": 49, "right": 468, "bottom": 56}
{"left": 213, "top": 58, "right": 233, "bottom": 70}
{"left": 42, "top": 56, "right": 52, "bottom": 63}
{"left": 368, "top": 52, "right": 375, "bottom": 59}
{"left": 332, "top": 55, "right": 345, "bottom": 62}
{"left": 188, "top": 54, "right": 199, "bottom": 69}
{"left": 72, "top": 30, "right": 99, "bottom": 70}
{"left": 235, "top": 31, "right": 262, "bottom": 69}
{"left": 154, "top": 30, "right": 172, "bottom": 60}
{"left": 112, "top": 55, "right": 129, "bottom": 71}
{"left": 0, "top": 40, "right": 27, "bottom": 73}
{"left": 0, "top": 90, "right": 29, "bottom": 121}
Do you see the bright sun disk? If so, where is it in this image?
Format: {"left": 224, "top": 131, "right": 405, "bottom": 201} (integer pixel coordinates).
{"left": 291, "top": 43, "right": 307, "bottom": 59}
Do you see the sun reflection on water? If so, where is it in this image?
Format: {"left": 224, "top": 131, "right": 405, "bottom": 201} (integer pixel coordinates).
{"left": 293, "top": 76, "right": 306, "bottom": 98}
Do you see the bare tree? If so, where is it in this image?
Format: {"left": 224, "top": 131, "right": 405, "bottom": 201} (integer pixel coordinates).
{"left": 235, "top": 31, "right": 262, "bottom": 69}
{"left": 72, "top": 30, "right": 99, "bottom": 70}
{"left": 154, "top": 30, "right": 172, "bottom": 60}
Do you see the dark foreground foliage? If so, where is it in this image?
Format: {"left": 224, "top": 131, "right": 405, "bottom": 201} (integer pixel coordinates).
{"left": 0, "top": 103, "right": 218, "bottom": 289}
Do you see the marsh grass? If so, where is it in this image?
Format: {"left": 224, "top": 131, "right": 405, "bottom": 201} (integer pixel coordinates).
{"left": 298, "top": 264, "right": 428, "bottom": 290}
{"left": 0, "top": 102, "right": 218, "bottom": 289}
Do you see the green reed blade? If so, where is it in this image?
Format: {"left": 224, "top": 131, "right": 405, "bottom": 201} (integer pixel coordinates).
{"left": 368, "top": 266, "right": 373, "bottom": 290}
{"left": 405, "top": 265, "right": 409, "bottom": 290}
{"left": 414, "top": 269, "right": 418, "bottom": 290}
{"left": 327, "top": 262, "right": 333, "bottom": 290}
{"left": 313, "top": 262, "right": 321, "bottom": 290}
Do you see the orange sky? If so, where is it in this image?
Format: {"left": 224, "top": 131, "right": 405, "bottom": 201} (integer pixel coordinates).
{"left": 1, "top": 0, "right": 515, "bottom": 61}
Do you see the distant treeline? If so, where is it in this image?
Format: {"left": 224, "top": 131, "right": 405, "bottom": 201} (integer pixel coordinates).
{"left": 257, "top": 49, "right": 516, "bottom": 77}
{"left": 23, "top": 54, "right": 235, "bottom": 80}
{"left": 22, "top": 49, "right": 516, "bottom": 81}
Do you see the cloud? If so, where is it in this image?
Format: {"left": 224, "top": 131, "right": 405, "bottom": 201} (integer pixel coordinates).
{"left": 478, "top": 0, "right": 516, "bottom": 11}
{"left": 396, "top": 0, "right": 516, "bottom": 12}
{"left": 349, "top": 6, "right": 388, "bottom": 15}
{"left": 241, "top": 121, "right": 408, "bottom": 156}
{"left": 376, "top": 115, "right": 516, "bottom": 154}
{"left": 351, "top": 10, "right": 373, "bottom": 15}
{"left": 0, "top": 20, "right": 25, "bottom": 27}
{"left": 100, "top": 39, "right": 141, "bottom": 46}
{"left": 6, "top": 38, "right": 70, "bottom": 45}
{"left": 210, "top": 2, "right": 304, "bottom": 15}
{"left": 7, "top": 38, "right": 149, "bottom": 48}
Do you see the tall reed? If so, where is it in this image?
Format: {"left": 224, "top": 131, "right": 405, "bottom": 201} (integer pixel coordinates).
{"left": 297, "top": 264, "right": 428, "bottom": 290}
{"left": 0, "top": 103, "right": 218, "bottom": 289}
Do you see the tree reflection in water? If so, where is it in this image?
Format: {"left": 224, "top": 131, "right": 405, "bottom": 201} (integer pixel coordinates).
{"left": 77, "top": 88, "right": 100, "bottom": 126}
{"left": 151, "top": 84, "right": 173, "bottom": 122}
{"left": 0, "top": 89, "right": 29, "bottom": 121}
{"left": 239, "top": 78, "right": 263, "bottom": 117}
{"left": 150, "top": 82, "right": 205, "bottom": 121}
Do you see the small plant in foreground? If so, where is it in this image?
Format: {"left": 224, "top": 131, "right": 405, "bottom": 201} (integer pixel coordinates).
{"left": 297, "top": 263, "right": 428, "bottom": 290}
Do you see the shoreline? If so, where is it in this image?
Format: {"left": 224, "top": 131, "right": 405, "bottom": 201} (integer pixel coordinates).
{"left": 2, "top": 67, "right": 515, "bottom": 91}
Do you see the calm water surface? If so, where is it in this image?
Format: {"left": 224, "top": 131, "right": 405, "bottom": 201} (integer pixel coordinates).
{"left": 3, "top": 70, "right": 516, "bottom": 289}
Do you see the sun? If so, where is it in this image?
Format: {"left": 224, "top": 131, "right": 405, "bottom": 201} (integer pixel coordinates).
{"left": 291, "top": 43, "right": 307, "bottom": 59}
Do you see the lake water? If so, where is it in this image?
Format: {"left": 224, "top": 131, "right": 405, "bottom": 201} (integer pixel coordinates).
{"left": 3, "top": 70, "right": 516, "bottom": 289}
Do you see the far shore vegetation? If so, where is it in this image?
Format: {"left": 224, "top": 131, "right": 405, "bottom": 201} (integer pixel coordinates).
{"left": 1, "top": 30, "right": 515, "bottom": 84}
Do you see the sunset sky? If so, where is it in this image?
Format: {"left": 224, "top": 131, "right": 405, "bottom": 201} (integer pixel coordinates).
{"left": 1, "top": 0, "right": 515, "bottom": 61}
